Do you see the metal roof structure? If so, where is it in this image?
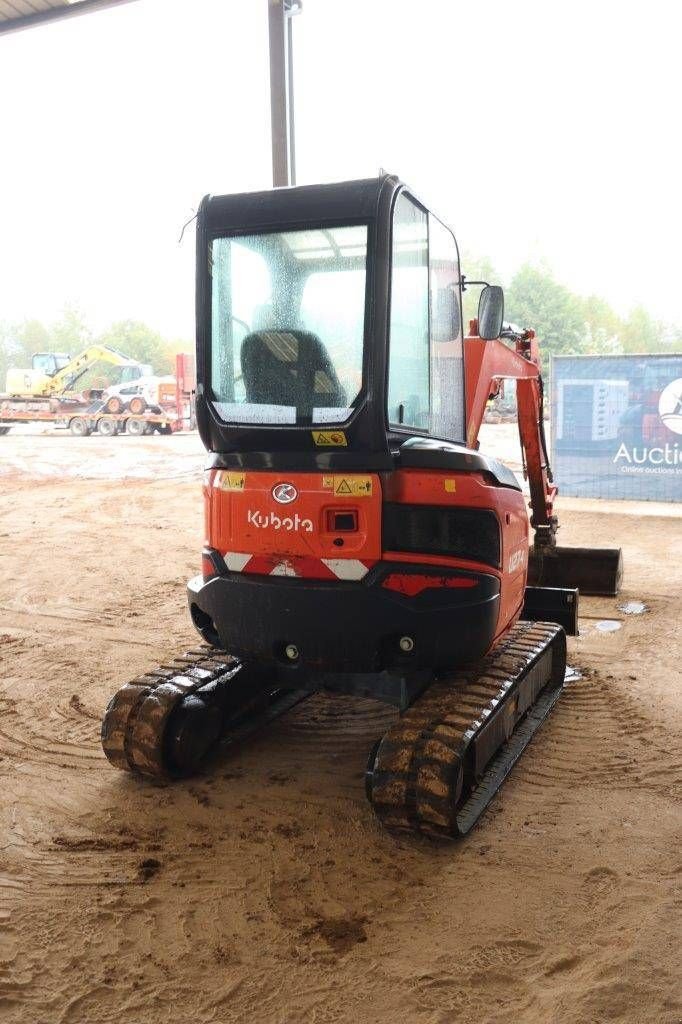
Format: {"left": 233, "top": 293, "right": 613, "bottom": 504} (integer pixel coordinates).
{"left": 0, "top": 0, "right": 138, "bottom": 35}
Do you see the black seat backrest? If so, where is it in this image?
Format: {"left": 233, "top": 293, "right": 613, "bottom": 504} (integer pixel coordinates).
{"left": 240, "top": 329, "right": 347, "bottom": 420}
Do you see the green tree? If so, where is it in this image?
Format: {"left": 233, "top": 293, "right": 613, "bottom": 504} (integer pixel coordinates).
{"left": 505, "top": 264, "right": 585, "bottom": 354}
{"left": 620, "top": 305, "right": 665, "bottom": 354}
{"left": 50, "top": 303, "right": 92, "bottom": 354}
{"left": 98, "top": 320, "right": 174, "bottom": 374}
{"left": 580, "top": 294, "right": 622, "bottom": 354}
{"left": 15, "top": 319, "right": 51, "bottom": 361}
{"left": 0, "top": 319, "right": 52, "bottom": 389}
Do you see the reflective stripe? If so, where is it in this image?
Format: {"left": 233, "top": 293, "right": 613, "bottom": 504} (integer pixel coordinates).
{"left": 269, "top": 561, "right": 299, "bottom": 577}
{"left": 321, "top": 558, "right": 370, "bottom": 580}
{"left": 224, "top": 552, "right": 252, "bottom": 572}
{"left": 223, "top": 551, "right": 374, "bottom": 580}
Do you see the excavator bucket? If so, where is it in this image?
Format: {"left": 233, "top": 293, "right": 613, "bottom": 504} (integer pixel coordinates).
{"left": 528, "top": 545, "right": 623, "bottom": 597}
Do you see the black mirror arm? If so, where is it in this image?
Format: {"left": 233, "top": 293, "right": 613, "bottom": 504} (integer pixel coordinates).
{"left": 460, "top": 276, "right": 489, "bottom": 292}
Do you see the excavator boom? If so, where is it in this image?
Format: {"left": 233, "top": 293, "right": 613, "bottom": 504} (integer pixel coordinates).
{"left": 4, "top": 344, "right": 151, "bottom": 399}
{"left": 465, "top": 318, "right": 622, "bottom": 597}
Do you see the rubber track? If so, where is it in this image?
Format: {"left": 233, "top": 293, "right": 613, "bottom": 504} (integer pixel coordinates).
{"left": 367, "top": 621, "right": 566, "bottom": 839}
{"left": 101, "top": 645, "right": 308, "bottom": 778}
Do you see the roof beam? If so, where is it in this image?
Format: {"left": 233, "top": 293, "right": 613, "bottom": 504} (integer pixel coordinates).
{"left": 0, "top": 0, "right": 139, "bottom": 36}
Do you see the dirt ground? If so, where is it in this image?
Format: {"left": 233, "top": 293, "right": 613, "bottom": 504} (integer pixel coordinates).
{"left": 0, "top": 427, "right": 680, "bottom": 1024}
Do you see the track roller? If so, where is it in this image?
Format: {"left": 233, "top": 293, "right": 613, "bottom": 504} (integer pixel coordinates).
{"left": 101, "top": 646, "right": 310, "bottom": 779}
{"left": 365, "top": 621, "right": 566, "bottom": 839}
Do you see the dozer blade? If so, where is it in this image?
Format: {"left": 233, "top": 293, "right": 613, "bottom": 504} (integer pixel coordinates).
{"left": 365, "top": 620, "right": 566, "bottom": 839}
{"left": 528, "top": 545, "right": 623, "bottom": 597}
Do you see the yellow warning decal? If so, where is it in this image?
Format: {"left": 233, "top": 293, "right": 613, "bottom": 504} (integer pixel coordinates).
{"left": 444, "top": 479, "right": 457, "bottom": 493}
{"left": 312, "top": 430, "right": 347, "bottom": 447}
{"left": 332, "top": 475, "right": 373, "bottom": 497}
{"left": 217, "top": 471, "right": 245, "bottom": 491}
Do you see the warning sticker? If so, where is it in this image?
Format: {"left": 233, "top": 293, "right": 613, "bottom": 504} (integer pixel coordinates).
{"left": 332, "top": 475, "right": 373, "bottom": 497}
{"left": 217, "top": 471, "right": 245, "bottom": 492}
{"left": 321, "top": 475, "right": 334, "bottom": 489}
{"left": 312, "top": 430, "right": 347, "bottom": 447}
{"left": 444, "top": 479, "right": 457, "bottom": 493}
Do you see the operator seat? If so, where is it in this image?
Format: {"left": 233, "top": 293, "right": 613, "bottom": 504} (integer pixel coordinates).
{"left": 241, "top": 329, "right": 347, "bottom": 420}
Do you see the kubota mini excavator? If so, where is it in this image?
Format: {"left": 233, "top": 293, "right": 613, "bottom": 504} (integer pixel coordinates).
{"left": 101, "top": 175, "right": 622, "bottom": 838}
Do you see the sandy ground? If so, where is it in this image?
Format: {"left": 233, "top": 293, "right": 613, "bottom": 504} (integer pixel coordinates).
{"left": 0, "top": 427, "right": 680, "bottom": 1024}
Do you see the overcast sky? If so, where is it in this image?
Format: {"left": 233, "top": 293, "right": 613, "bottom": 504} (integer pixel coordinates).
{"left": 1, "top": 0, "right": 680, "bottom": 339}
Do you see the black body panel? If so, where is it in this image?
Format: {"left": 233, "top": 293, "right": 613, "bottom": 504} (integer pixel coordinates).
{"left": 383, "top": 503, "right": 501, "bottom": 568}
{"left": 396, "top": 437, "right": 521, "bottom": 490}
{"left": 521, "top": 586, "right": 579, "bottom": 636}
{"left": 203, "top": 438, "right": 520, "bottom": 477}
{"left": 188, "top": 564, "right": 501, "bottom": 674}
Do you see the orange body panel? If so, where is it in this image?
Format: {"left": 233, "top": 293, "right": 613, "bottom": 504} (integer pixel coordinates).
{"left": 204, "top": 464, "right": 528, "bottom": 650}
{"left": 382, "top": 468, "right": 528, "bottom": 640}
{"left": 204, "top": 469, "right": 382, "bottom": 563}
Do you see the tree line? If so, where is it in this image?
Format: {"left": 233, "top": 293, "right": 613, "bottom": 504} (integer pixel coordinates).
{"left": 0, "top": 305, "right": 187, "bottom": 388}
{"left": 461, "top": 255, "right": 681, "bottom": 356}
{"left": 1, "top": 259, "right": 680, "bottom": 390}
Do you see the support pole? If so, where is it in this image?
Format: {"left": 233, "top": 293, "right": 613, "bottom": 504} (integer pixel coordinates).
{"left": 268, "top": 0, "right": 302, "bottom": 187}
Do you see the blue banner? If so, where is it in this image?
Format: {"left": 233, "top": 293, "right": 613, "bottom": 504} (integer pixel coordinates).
{"left": 551, "top": 354, "right": 682, "bottom": 502}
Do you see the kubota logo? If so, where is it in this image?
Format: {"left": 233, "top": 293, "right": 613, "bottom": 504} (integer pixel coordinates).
{"left": 658, "top": 379, "right": 682, "bottom": 435}
{"left": 272, "top": 482, "right": 298, "bottom": 504}
{"left": 247, "top": 510, "right": 313, "bottom": 533}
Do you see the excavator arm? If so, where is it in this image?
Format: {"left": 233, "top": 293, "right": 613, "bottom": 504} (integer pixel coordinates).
{"left": 465, "top": 320, "right": 623, "bottom": 595}
{"left": 40, "top": 345, "right": 146, "bottom": 396}
{"left": 465, "top": 322, "right": 558, "bottom": 548}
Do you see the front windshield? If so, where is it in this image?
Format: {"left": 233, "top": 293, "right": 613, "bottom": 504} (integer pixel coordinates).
{"left": 210, "top": 224, "right": 368, "bottom": 425}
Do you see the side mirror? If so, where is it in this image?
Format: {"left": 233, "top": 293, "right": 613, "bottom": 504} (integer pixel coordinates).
{"left": 478, "top": 285, "right": 504, "bottom": 340}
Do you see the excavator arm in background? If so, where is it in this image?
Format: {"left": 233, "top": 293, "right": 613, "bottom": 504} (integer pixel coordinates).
{"left": 465, "top": 320, "right": 623, "bottom": 596}
{"left": 40, "top": 345, "right": 150, "bottom": 396}
{"left": 4, "top": 344, "right": 151, "bottom": 399}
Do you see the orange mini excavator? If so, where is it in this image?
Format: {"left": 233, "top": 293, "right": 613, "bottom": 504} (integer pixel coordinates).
{"left": 102, "top": 175, "right": 622, "bottom": 838}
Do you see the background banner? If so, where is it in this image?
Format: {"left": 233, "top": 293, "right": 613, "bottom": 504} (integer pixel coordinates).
{"left": 550, "top": 354, "right": 682, "bottom": 501}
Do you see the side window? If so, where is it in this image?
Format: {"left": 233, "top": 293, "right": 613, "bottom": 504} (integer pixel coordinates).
{"left": 387, "top": 193, "right": 464, "bottom": 441}
{"left": 429, "top": 215, "right": 463, "bottom": 441}
{"left": 387, "top": 194, "right": 430, "bottom": 429}
{"left": 211, "top": 240, "right": 272, "bottom": 404}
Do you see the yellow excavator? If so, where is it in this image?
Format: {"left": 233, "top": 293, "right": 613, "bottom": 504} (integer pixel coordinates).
{"left": 5, "top": 346, "right": 152, "bottom": 400}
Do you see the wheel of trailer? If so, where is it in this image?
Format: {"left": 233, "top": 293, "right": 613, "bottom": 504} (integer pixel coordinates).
{"left": 0, "top": 426, "right": 10, "bottom": 436}
{"left": 159, "top": 423, "right": 172, "bottom": 435}
{"left": 104, "top": 396, "right": 124, "bottom": 414}
{"left": 128, "top": 395, "right": 147, "bottom": 415}
{"left": 69, "top": 417, "right": 91, "bottom": 437}
{"left": 126, "top": 416, "right": 147, "bottom": 436}
{"left": 97, "top": 416, "right": 118, "bottom": 437}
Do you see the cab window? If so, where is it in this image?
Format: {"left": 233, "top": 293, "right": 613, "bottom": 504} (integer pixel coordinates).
{"left": 387, "top": 193, "right": 463, "bottom": 441}
{"left": 210, "top": 225, "right": 368, "bottom": 425}
{"left": 387, "top": 195, "right": 429, "bottom": 429}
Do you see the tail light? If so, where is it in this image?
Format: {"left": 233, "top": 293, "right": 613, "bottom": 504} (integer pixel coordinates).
{"left": 382, "top": 573, "right": 479, "bottom": 597}
{"left": 202, "top": 550, "right": 218, "bottom": 581}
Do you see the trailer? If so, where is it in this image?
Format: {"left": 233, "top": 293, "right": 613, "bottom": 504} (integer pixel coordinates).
{"left": 0, "top": 353, "right": 195, "bottom": 437}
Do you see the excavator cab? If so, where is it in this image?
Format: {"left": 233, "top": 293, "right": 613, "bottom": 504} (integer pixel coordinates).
{"left": 32, "top": 352, "right": 71, "bottom": 376}
{"left": 194, "top": 175, "right": 466, "bottom": 462}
